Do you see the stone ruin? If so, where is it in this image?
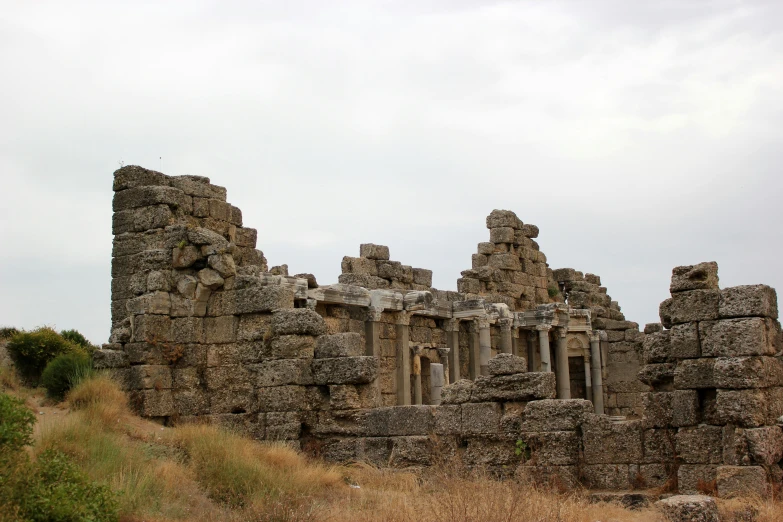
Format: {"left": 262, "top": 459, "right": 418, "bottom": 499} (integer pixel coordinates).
{"left": 97, "top": 165, "right": 783, "bottom": 498}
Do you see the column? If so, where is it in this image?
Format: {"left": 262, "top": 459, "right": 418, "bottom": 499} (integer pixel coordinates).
{"left": 445, "top": 320, "right": 460, "bottom": 383}
{"left": 412, "top": 345, "right": 424, "bottom": 405}
{"left": 526, "top": 331, "right": 537, "bottom": 371}
{"left": 430, "top": 362, "right": 445, "bottom": 405}
{"left": 590, "top": 331, "right": 605, "bottom": 414}
{"left": 395, "top": 312, "right": 411, "bottom": 406}
{"left": 536, "top": 324, "right": 552, "bottom": 373}
{"left": 365, "top": 308, "right": 382, "bottom": 357}
{"left": 478, "top": 317, "right": 491, "bottom": 377}
{"left": 555, "top": 327, "right": 571, "bottom": 399}
{"left": 583, "top": 355, "right": 593, "bottom": 404}
{"left": 499, "top": 319, "right": 513, "bottom": 354}
{"left": 468, "top": 320, "right": 480, "bottom": 380}
{"left": 437, "top": 347, "right": 451, "bottom": 386}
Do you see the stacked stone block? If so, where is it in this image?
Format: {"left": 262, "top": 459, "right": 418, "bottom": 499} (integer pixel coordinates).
{"left": 639, "top": 262, "right": 783, "bottom": 497}
{"left": 457, "top": 210, "right": 550, "bottom": 311}
{"left": 338, "top": 243, "right": 433, "bottom": 291}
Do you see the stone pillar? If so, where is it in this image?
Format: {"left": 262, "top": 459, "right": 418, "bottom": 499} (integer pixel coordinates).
{"left": 555, "top": 328, "right": 571, "bottom": 399}
{"left": 478, "top": 317, "right": 491, "bottom": 377}
{"left": 445, "top": 320, "right": 460, "bottom": 383}
{"left": 526, "top": 331, "right": 537, "bottom": 371}
{"left": 395, "top": 312, "right": 411, "bottom": 406}
{"left": 412, "top": 345, "right": 424, "bottom": 405}
{"left": 430, "top": 362, "right": 445, "bottom": 405}
{"left": 584, "top": 355, "right": 592, "bottom": 403}
{"left": 590, "top": 331, "right": 605, "bottom": 414}
{"left": 511, "top": 328, "right": 519, "bottom": 357}
{"left": 365, "top": 308, "right": 382, "bottom": 357}
{"left": 499, "top": 319, "right": 513, "bottom": 354}
{"left": 468, "top": 320, "right": 480, "bottom": 380}
{"left": 437, "top": 347, "right": 451, "bottom": 386}
{"left": 536, "top": 324, "right": 552, "bottom": 373}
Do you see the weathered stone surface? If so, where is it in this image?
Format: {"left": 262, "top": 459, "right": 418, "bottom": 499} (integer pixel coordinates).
{"left": 461, "top": 402, "right": 501, "bottom": 435}
{"left": 678, "top": 465, "right": 717, "bottom": 495}
{"left": 490, "top": 227, "right": 515, "bottom": 244}
{"left": 655, "top": 495, "right": 719, "bottom": 522}
{"left": 715, "top": 389, "right": 767, "bottom": 428}
{"left": 670, "top": 262, "right": 719, "bottom": 294}
{"left": 271, "top": 308, "right": 326, "bottom": 336}
{"left": 364, "top": 406, "right": 433, "bottom": 436}
{"left": 463, "top": 438, "right": 517, "bottom": 467}
{"left": 389, "top": 436, "right": 433, "bottom": 466}
{"left": 714, "top": 356, "right": 783, "bottom": 389}
{"left": 745, "top": 426, "right": 783, "bottom": 465}
{"left": 257, "top": 385, "right": 307, "bottom": 412}
{"left": 637, "top": 363, "right": 676, "bottom": 386}
{"left": 676, "top": 425, "right": 723, "bottom": 464}
{"left": 328, "top": 384, "right": 379, "bottom": 410}
{"left": 486, "top": 209, "right": 522, "bottom": 229}
{"left": 256, "top": 359, "right": 313, "bottom": 387}
{"left": 674, "top": 358, "right": 716, "bottom": 389}
{"left": 433, "top": 405, "right": 461, "bottom": 435}
{"left": 131, "top": 389, "right": 174, "bottom": 417}
{"left": 93, "top": 348, "right": 129, "bottom": 369}
{"left": 487, "top": 353, "right": 527, "bottom": 375}
{"left": 642, "top": 330, "right": 671, "bottom": 363}
{"left": 311, "top": 356, "right": 378, "bottom": 385}
{"left": 582, "top": 464, "right": 631, "bottom": 490}
{"left": 359, "top": 243, "right": 390, "bottom": 260}
{"left": 265, "top": 335, "right": 315, "bottom": 359}
{"left": 716, "top": 466, "right": 767, "bottom": 498}
{"left": 441, "top": 379, "right": 474, "bottom": 404}
{"left": 231, "top": 286, "right": 294, "bottom": 314}
{"left": 521, "top": 399, "right": 592, "bottom": 432}
{"left": 265, "top": 411, "right": 302, "bottom": 440}
{"left": 699, "top": 317, "right": 778, "bottom": 357}
{"left": 524, "top": 431, "right": 580, "bottom": 466}
{"left": 670, "top": 322, "right": 700, "bottom": 359}
{"left": 520, "top": 223, "right": 539, "bottom": 239}
{"left": 113, "top": 185, "right": 191, "bottom": 213}
{"left": 472, "top": 372, "right": 556, "bottom": 402}
{"left": 113, "top": 165, "right": 168, "bottom": 191}
{"left": 720, "top": 285, "right": 778, "bottom": 319}
{"left": 582, "top": 416, "right": 643, "bottom": 464}
{"left": 314, "top": 332, "right": 364, "bottom": 358}
{"left": 659, "top": 290, "right": 720, "bottom": 327}
{"left": 644, "top": 323, "right": 663, "bottom": 334}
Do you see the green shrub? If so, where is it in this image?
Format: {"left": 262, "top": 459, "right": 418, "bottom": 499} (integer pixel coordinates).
{"left": 11, "top": 450, "right": 119, "bottom": 522}
{"left": 60, "top": 329, "right": 97, "bottom": 353}
{"left": 41, "top": 353, "right": 94, "bottom": 400}
{"left": 6, "top": 327, "right": 81, "bottom": 383}
{"left": 0, "top": 393, "right": 35, "bottom": 453}
{"left": 547, "top": 285, "right": 560, "bottom": 298}
{"left": 0, "top": 327, "right": 19, "bottom": 340}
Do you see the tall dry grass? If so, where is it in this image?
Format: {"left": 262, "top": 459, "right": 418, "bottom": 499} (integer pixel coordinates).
{"left": 17, "top": 373, "right": 783, "bottom": 522}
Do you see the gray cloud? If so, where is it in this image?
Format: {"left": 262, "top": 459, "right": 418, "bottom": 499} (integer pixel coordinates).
{"left": 1, "top": 0, "right": 781, "bottom": 343}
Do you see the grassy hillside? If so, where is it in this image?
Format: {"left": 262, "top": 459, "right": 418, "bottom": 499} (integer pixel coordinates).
{"left": 1, "top": 365, "right": 781, "bottom": 521}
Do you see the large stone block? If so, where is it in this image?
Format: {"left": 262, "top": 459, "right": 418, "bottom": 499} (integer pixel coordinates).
{"left": 441, "top": 379, "right": 474, "bottom": 404}
{"left": 113, "top": 185, "right": 191, "bottom": 213}
{"left": 312, "top": 356, "right": 378, "bottom": 385}
{"left": 676, "top": 425, "right": 723, "bottom": 464}
{"left": 637, "top": 363, "right": 676, "bottom": 387}
{"left": 461, "top": 402, "right": 501, "bottom": 436}
{"left": 521, "top": 399, "right": 592, "bottom": 432}
{"left": 113, "top": 165, "right": 168, "bottom": 191}
{"left": 714, "top": 356, "right": 783, "bottom": 389}
{"left": 314, "top": 332, "right": 364, "bottom": 358}
{"left": 433, "top": 404, "right": 461, "bottom": 435}
{"left": 642, "top": 330, "right": 671, "bottom": 364}
{"left": 674, "top": 358, "right": 716, "bottom": 389}
{"left": 131, "top": 389, "right": 174, "bottom": 417}
{"left": 486, "top": 209, "right": 522, "bottom": 230}
{"left": 670, "top": 322, "right": 700, "bottom": 359}
{"left": 472, "top": 372, "right": 556, "bottom": 403}
{"left": 699, "top": 317, "right": 778, "bottom": 357}
{"left": 582, "top": 464, "right": 631, "bottom": 490}
{"left": 256, "top": 359, "right": 313, "bottom": 387}
{"left": 655, "top": 495, "right": 719, "bottom": 522}
{"left": 271, "top": 308, "right": 326, "bottom": 336}
{"left": 463, "top": 438, "right": 517, "bottom": 467}
{"left": 129, "top": 365, "right": 172, "bottom": 390}
{"left": 716, "top": 466, "right": 767, "bottom": 498}
{"left": 714, "top": 389, "right": 767, "bottom": 428}
{"left": 719, "top": 285, "right": 778, "bottom": 319}
{"left": 257, "top": 385, "right": 306, "bottom": 412}
{"left": 490, "top": 227, "right": 515, "bottom": 244}
{"left": 582, "top": 416, "right": 643, "bottom": 464}
{"left": 412, "top": 268, "right": 433, "bottom": 287}
{"left": 93, "top": 349, "right": 129, "bottom": 369}
{"left": 524, "top": 431, "right": 580, "bottom": 466}
{"left": 745, "top": 426, "right": 783, "bottom": 466}
{"left": 670, "top": 262, "right": 719, "bottom": 294}
{"left": 487, "top": 353, "right": 527, "bottom": 376}
{"left": 328, "top": 384, "right": 380, "bottom": 410}
{"left": 389, "top": 436, "right": 433, "bottom": 466}
{"left": 659, "top": 290, "right": 720, "bottom": 327}
{"left": 264, "top": 335, "right": 315, "bottom": 359}
{"left": 678, "top": 465, "right": 717, "bottom": 495}
{"left": 364, "top": 406, "right": 433, "bottom": 436}
{"left": 233, "top": 286, "right": 294, "bottom": 314}
{"left": 360, "top": 243, "right": 390, "bottom": 260}
{"left": 642, "top": 428, "right": 677, "bottom": 463}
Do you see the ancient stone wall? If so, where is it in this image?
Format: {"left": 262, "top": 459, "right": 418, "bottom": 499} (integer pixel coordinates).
{"left": 97, "top": 166, "right": 783, "bottom": 498}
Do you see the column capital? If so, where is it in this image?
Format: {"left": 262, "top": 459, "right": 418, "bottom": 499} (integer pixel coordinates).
{"left": 395, "top": 311, "right": 410, "bottom": 326}
{"left": 535, "top": 323, "right": 552, "bottom": 332}
{"left": 411, "top": 345, "right": 425, "bottom": 356}
{"left": 476, "top": 317, "right": 490, "bottom": 329}
{"left": 588, "top": 330, "right": 601, "bottom": 342}
{"left": 437, "top": 346, "right": 451, "bottom": 357}
{"left": 444, "top": 319, "right": 460, "bottom": 332}
{"left": 498, "top": 318, "right": 513, "bottom": 331}
{"left": 556, "top": 326, "right": 568, "bottom": 338}
{"left": 367, "top": 307, "right": 384, "bottom": 322}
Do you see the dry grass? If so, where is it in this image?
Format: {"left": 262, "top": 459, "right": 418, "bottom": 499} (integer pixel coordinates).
{"left": 7, "top": 371, "right": 783, "bottom": 522}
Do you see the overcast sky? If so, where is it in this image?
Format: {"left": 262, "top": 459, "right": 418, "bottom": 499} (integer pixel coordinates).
{"left": 1, "top": 1, "right": 782, "bottom": 344}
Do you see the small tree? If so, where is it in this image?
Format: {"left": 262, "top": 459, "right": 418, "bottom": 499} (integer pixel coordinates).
{"left": 6, "top": 327, "right": 81, "bottom": 383}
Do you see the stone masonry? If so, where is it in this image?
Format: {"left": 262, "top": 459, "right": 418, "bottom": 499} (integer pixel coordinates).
{"left": 96, "top": 166, "right": 783, "bottom": 497}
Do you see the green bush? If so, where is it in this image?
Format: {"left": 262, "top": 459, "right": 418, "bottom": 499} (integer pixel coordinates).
{"left": 6, "top": 327, "right": 81, "bottom": 383}
{"left": 0, "top": 393, "right": 35, "bottom": 453}
{"left": 60, "top": 329, "right": 97, "bottom": 353}
{"left": 0, "top": 327, "right": 19, "bottom": 340}
{"left": 41, "top": 353, "right": 94, "bottom": 400}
